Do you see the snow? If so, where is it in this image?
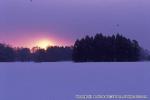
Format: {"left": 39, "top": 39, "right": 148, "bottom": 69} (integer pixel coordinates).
{"left": 0, "top": 62, "right": 149, "bottom": 100}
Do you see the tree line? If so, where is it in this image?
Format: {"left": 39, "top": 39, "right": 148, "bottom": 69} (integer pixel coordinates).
{"left": 72, "top": 33, "right": 150, "bottom": 62}
{"left": 0, "top": 33, "right": 150, "bottom": 62}
{"left": 0, "top": 44, "right": 72, "bottom": 62}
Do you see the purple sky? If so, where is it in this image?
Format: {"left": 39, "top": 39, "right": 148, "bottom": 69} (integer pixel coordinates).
{"left": 0, "top": 0, "right": 150, "bottom": 49}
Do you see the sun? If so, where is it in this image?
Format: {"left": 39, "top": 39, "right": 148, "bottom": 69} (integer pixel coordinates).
{"left": 36, "top": 39, "right": 53, "bottom": 49}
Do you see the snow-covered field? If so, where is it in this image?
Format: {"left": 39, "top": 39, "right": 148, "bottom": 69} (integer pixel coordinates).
{"left": 0, "top": 62, "right": 149, "bottom": 100}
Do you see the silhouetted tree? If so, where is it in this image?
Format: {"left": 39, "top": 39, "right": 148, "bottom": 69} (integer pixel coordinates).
{"left": 73, "top": 33, "right": 142, "bottom": 62}
{"left": 15, "top": 48, "right": 31, "bottom": 61}
{"left": 31, "top": 46, "right": 72, "bottom": 62}
{"left": 0, "top": 43, "right": 15, "bottom": 62}
{"left": 32, "top": 48, "right": 46, "bottom": 62}
{"left": 46, "top": 46, "right": 72, "bottom": 61}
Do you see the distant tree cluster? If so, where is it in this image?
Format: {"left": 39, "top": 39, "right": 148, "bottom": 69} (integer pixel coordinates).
{"left": 73, "top": 33, "right": 143, "bottom": 62}
{"left": 0, "top": 33, "right": 149, "bottom": 62}
{"left": 0, "top": 44, "right": 15, "bottom": 62}
{"left": 0, "top": 44, "right": 72, "bottom": 62}
{"left": 32, "top": 46, "right": 72, "bottom": 62}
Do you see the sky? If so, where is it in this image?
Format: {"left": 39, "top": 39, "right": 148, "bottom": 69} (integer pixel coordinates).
{"left": 0, "top": 0, "right": 150, "bottom": 49}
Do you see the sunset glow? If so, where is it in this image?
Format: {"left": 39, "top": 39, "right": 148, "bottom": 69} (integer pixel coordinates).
{"left": 35, "top": 39, "right": 54, "bottom": 49}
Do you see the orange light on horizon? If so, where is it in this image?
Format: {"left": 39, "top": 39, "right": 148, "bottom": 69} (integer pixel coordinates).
{"left": 1, "top": 33, "right": 73, "bottom": 49}
{"left": 35, "top": 39, "right": 54, "bottom": 49}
